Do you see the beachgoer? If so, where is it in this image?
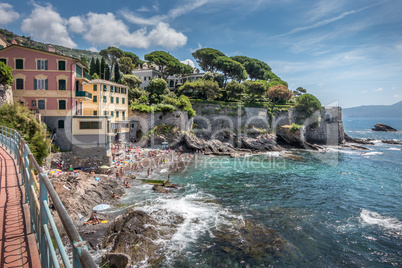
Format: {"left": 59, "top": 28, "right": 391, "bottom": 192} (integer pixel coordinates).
{"left": 113, "top": 192, "right": 120, "bottom": 199}
{"left": 89, "top": 210, "right": 100, "bottom": 225}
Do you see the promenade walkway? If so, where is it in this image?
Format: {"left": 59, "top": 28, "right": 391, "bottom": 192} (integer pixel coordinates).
{"left": 0, "top": 145, "right": 41, "bottom": 268}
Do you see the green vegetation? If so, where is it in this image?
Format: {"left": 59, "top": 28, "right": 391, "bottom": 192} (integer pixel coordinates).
{"left": 144, "top": 51, "right": 192, "bottom": 81}
{"left": 0, "top": 62, "right": 13, "bottom": 85}
{"left": 0, "top": 102, "right": 50, "bottom": 165}
{"left": 289, "top": 123, "right": 303, "bottom": 133}
{"left": 295, "top": 93, "right": 322, "bottom": 118}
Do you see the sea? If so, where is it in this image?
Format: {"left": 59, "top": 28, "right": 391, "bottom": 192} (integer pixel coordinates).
{"left": 113, "top": 118, "right": 402, "bottom": 267}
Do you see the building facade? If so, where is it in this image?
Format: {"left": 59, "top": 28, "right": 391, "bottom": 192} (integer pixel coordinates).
{"left": 83, "top": 79, "right": 130, "bottom": 142}
{"left": 0, "top": 45, "right": 110, "bottom": 152}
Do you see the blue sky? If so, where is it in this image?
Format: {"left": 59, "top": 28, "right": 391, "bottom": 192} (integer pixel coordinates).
{"left": 1, "top": 0, "right": 402, "bottom": 108}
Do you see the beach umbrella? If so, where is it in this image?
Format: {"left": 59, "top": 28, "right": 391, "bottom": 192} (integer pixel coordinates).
{"left": 100, "top": 165, "right": 110, "bottom": 169}
{"left": 49, "top": 169, "right": 62, "bottom": 174}
{"left": 93, "top": 204, "right": 111, "bottom": 211}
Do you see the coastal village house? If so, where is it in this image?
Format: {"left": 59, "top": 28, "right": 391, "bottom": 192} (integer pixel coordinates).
{"left": 132, "top": 63, "right": 204, "bottom": 91}
{"left": 0, "top": 45, "right": 129, "bottom": 159}
{"left": 82, "top": 79, "right": 130, "bottom": 142}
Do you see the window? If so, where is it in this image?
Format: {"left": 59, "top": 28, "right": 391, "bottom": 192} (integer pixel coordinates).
{"left": 103, "top": 96, "right": 107, "bottom": 103}
{"left": 122, "top": 111, "right": 125, "bottom": 120}
{"left": 116, "top": 111, "right": 119, "bottom": 118}
{"left": 103, "top": 85, "right": 107, "bottom": 91}
{"left": 58, "top": 79, "right": 66, "bottom": 90}
{"left": 122, "top": 98, "right": 125, "bottom": 104}
{"left": 16, "top": 79, "right": 24, "bottom": 90}
{"left": 16, "top": 59, "right": 23, "bottom": 69}
{"left": 144, "top": 77, "right": 146, "bottom": 81}
{"left": 148, "top": 77, "right": 151, "bottom": 80}
{"left": 116, "top": 97, "right": 119, "bottom": 104}
{"left": 58, "top": 120, "right": 64, "bottom": 129}
{"left": 58, "top": 61, "right": 66, "bottom": 71}
{"left": 34, "top": 79, "right": 48, "bottom": 90}
{"left": 103, "top": 111, "right": 107, "bottom": 116}
{"left": 93, "top": 95, "right": 97, "bottom": 102}
{"left": 93, "top": 85, "right": 97, "bottom": 91}
{"left": 93, "top": 111, "right": 97, "bottom": 116}
{"left": 110, "top": 97, "right": 114, "bottom": 103}
{"left": 37, "top": 60, "right": 48, "bottom": 70}
{"left": 79, "top": 121, "right": 101, "bottom": 129}
{"left": 0, "top": 58, "right": 6, "bottom": 64}
{"left": 111, "top": 111, "right": 114, "bottom": 117}
{"left": 32, "top": 100, "right": 36, "bottom": 107}
{"left": 110, "top": 86, "right": 114, "bottom": 92}
{"left": 38, "top": 100, "right": 45, "bottom": 110}
{"left": 76, "top": 65, "right": 82, "bottom": 77}
{"left": 58, "top": 100, "right": 66, "bottom": 110}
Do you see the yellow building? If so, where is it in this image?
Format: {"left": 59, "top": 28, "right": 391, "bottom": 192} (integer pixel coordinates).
{"left": 83, "top": 79, "right": 130, "bottom": 142}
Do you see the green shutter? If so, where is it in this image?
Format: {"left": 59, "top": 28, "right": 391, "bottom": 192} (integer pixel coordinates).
{"left": 34, "top": 79, "right": 37, "bottom": 90}
{"left": 45, "top": 79, "right": 48, "bottom": 90}
{"left": 122, "top": 98, "right": 125, "bottom": 104}
{"left": 93, "top": 85, "right": 97, "bottom": 91}
{"left": 45, "top": 60, "right": 48, "bottom": 70}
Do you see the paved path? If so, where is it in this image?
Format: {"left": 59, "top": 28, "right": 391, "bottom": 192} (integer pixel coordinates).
{"left": 0, "top": 145, "right": 41, "bottom": 268}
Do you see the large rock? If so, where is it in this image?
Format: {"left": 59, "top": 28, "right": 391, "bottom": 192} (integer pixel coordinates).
{"left": 102, "top": 253, "right": 131, "bottom": 268}
{"left": 372, "top": 123, "right": 398, "bottom": 132}
{"left": 344, "top": 133, "right": 374, "bottom": 145}
{"left": 102, "top": 209, "right": 184, "bottom": 266}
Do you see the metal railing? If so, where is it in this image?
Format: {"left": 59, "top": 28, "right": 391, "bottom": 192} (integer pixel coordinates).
{"left": 0, "top": 125, "right": 97, "bottom": 268}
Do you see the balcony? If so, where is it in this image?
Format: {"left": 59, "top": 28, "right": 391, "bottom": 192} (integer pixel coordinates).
{"left": 75, "top": 91, "right": 92, "bottom": 101}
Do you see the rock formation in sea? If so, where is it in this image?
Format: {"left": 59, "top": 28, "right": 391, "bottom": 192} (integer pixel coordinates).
{"left": 372, "top": 123, "right": 398, "bottom": 132}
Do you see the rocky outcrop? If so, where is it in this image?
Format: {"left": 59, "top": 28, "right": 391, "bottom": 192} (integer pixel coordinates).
{"left": 381, "top": 139, "right": 402, "bottom": 145}
{"left": 102, "top": 209, "right": 184, "bottom": 266}
{"left": 102, "top": 253, "right": 131, "bottom": 268}
{"left": 344, "top": 133, "right": 374, "bottom": 145}
{"left": 372, "top": 123, "right": 398, "bottom": 132}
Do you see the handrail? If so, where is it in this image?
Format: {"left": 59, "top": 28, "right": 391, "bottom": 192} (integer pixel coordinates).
{"left": 0, "top": 125, "right": 97, "bottom": 268}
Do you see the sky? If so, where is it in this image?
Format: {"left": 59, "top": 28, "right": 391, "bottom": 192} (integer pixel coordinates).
{"left": 1, "top": 0, "right": 402, "bottom": 108}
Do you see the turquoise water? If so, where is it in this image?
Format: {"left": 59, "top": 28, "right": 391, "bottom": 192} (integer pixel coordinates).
{"left": 122, "top": 119, "right": 402, "bottom": 267}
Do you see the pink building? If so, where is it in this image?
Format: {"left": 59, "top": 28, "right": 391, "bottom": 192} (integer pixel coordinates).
{"left": 0, "top": 45, "right": 93, "bottom": 150}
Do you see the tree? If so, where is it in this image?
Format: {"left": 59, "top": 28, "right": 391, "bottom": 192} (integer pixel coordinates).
{"left": 267, "top": 84, "right": 293, "bottom": 109}
{"left": 105, "top": 66, "right": 110, "bottom": 80}
{"left": 192, "top": 48, "right": 225, "bottom": 72}
{"left": 146, "top": 78, "right": 169, "bottom": 97}
{"left": 0, "top": 62, "right": 13, "bottom": 85}
{"left": 244, "top": 80, "right": 266, "bottom": 102}
{"left": 293, "top": 87, "right": 307, "bottom": 96}
{"left": 95, "top": 58, "right": 101, "bottom": 78}
{"left": 179, "top": 79, "right": 221, "bottom": 101}
{"left": 295, "top": 93, "right": 321, "bottom": 117}
{"left": 100, "top": 46, "right": 124, "bottom": 72}
{"left": 225, "top": 81, "right": 245, "bottom": 101}
{"left": 121, "top": 74, "right": 141, "bottom": 89}
{"left": 114, "top": 62, "right": 120, "bottom": 82}
{"left": 89, "top": 57, "right": 96, "bottom": 76}
{"left": 202, "top": 72, "right": 224, "bottom": 88}
{"left": 100, "top": 57, "right": 106, "bottom": 79}
{"left": 92, "top": 73, "right": 100, "bottom": 79}
{"left": 123, "top": 51, "right": 143, "bottom": 67}
{"left": 80, "top": 56, "right": 89, "bottom": 75}
{"left": 119, "top": 57, "right": 135, "bottom": 74}
{"left": 231, "top": 56, "right": 271, "bottom": 80}
{"left": 144, "top": 51, "right": 181, "bottom": 81}
{"left": 266, "top": 72, "right": 288, "bottom": 88}
{"left": 213, "top": 56, "right": 248, "bottom": 86}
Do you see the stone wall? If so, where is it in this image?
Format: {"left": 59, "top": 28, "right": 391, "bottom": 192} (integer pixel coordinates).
{"left": 42, "top": 116, "right": 73, "bottom": 151}
{"left": 191, "top": 103, "right": 345, "bottom": 145}
{"left": 128, "top": 110, "right": 189, "bottom": 138}
{"left": 72, "top": 144, "right": 112, "bottom": 166}
{"left": 0, "top": 84, "right": 13, "bottom": 107}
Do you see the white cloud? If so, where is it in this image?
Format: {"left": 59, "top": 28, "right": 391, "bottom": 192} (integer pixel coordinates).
{"left": 68, "top": 16, "right": 85, "bottom": 33}
{"left": 0, "top": 3, "right": 20, "bottom": 25}
{"left": 147, "top": 22, "right": 187, "bottom": 49}
{"left": 137, "top": 2, "right": 159, "bottom": 12}
{"left": 360, "top": 90, "right": 368, "bottom": 94}
{"left": 21, "top": 3, "right": 76, "bottom": 48}
{"left": 373, "top": 88, "right": 383, "bottom": 92}
{"left": 83, "top": 13, "right": 186, "bottom": 49}
{"left": 393, "top": 94, "right": 401, "bottom": 99}
{"left": 190, "top": 43, "right": 203, "bottom": 53}
{"left": 181, "top": 59, "right": 195, "bottom": 68}
{"left": 88, "top": 47, "right": 98, "bottom": 52}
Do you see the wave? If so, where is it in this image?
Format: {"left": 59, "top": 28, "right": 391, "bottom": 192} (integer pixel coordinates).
{"left": 388, "top": 147, "right": 401, "bottom": 151}
{"left": 360, "top": 209, "right": 402, "bottom": 237}
{"left": 361, "top": 151, "right": 383, "bottom": 156}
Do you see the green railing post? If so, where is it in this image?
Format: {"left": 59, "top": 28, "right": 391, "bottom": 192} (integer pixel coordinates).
{"left": 40, "top": 173, "right": 49, "bottom": 267}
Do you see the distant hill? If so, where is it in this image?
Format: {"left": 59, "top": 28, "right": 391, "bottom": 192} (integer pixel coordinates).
{"left": 343, "top": 101, "right": 402, "bottom": 118}
{"left": 0, "top": 28, "right": 99, "bottom": 61}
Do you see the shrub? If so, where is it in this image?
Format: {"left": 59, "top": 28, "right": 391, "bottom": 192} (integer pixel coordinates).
{"left": 289, "top": 123, "right": 303, "bottom": 133}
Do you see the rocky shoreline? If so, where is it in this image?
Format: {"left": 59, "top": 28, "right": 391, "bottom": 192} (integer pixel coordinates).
{"left": 46, "top": 129, "right": 401, "bottom": 267}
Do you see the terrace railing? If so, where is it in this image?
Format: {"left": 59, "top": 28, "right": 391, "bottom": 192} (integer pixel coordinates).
{"left": 0, "top": 125, "right": 96, "bottom": 268}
